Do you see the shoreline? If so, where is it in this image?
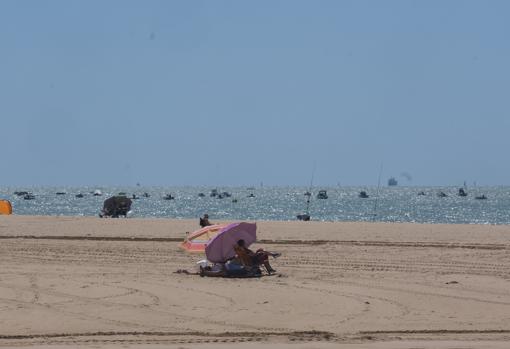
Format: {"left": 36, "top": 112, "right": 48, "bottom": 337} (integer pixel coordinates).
{"left": 2, "top": 215, "right": 510, "bottom": 244}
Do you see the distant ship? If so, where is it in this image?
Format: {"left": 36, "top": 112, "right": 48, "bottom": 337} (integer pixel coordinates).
{"left": 388, "top": 177, "right": 398, "bottom": 186}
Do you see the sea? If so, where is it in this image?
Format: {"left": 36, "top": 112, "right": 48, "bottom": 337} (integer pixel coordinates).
{"left": 1, "top": 186, "right": 509, "bottom": 225}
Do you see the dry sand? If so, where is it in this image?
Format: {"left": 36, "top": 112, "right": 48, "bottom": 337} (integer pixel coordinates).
{"left": 1, "top": 215, "right": 510, "bottom": 348}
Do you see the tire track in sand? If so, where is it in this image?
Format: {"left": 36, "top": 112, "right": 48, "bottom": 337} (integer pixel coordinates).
{"left": 0, "top": 235, "right": 508, "bottom": 250}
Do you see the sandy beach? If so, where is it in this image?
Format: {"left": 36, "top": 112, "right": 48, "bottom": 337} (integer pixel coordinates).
{"left": 1, "top": 215, "right": 510, "bottom": 348}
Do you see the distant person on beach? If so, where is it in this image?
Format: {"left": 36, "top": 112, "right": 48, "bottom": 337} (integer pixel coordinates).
{"left": 234, "top": 239, "right": 279, "bottom": 274}
{"left": 199, "top": 214, "right": 212, "bottom": 228}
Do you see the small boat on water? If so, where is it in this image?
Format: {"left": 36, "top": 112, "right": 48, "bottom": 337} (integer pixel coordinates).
{"left": 23, "top": 193, "right": 35, "bottom": 200}
{"left": 359, "top": 191, "right": 369, "bottom": 198}
{"left": 198, "top": 193, "right": 205, "bottom": 197}
{"left": 297, "top": 213, "right": 310, "bottom": 221}
{"left": 458, "top": 188, "right": 467, "bottom": 197}
{"left": 210, "top": 189, "right": 218, "bottom": 197}
{"left": 417, "top": 191, "right": 426, "bottom": 196}
{"left": 217, "top": 192, "right": 231, "bottom": 199}
{"left": 247, "top": 193, "right": 255, "bottom": 198}
{"left": 475, "top": 194, "right": 487, "bottom": 200}
{"left": 437, "top": 191, "right": 448, "bottom": 198}
{"left": 143, "top": 192, "right": 150, "bottom": 198}
{"left": 388, "top": 177, "right": 398, "bottom": 186}
{"left": 75, "top": 193, "right": 84, "bottom": 198}
{"left": 56, "top": 192, "right": 66, "bottom": 195}
{"left": 93, "top": 190, "right": 103, "bottom": 196}
{"left": 316, "top": 190, "right": 328, "bottom": 199}
{"left": 163, "top": 194, "right": 175, "bottom": 200}
{"left": 14, "top": 191, "right": 29, "bottom": 196}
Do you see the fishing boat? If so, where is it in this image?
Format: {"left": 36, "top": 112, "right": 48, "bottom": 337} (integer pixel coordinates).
{"left": 388, "top": 177, "right": 398, "bottom": 186}
{"left": 298, "top": 165, "right": 315, "bottom": 221}
{"left": 297, "top": 213, "right": 310, "bottom": 221}
{"left": 316, "top": 190, "right": 328, "bottom": 199}
{"left": 359, "top": 191, "right": 369, "bottom": 198}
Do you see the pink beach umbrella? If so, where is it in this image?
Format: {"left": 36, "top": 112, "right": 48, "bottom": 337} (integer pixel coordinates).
{"left": 205, "top": 222, "right": 257, "bottom": 263}
{"left": 179, "top": 224, "right": 228, "bottom": 253}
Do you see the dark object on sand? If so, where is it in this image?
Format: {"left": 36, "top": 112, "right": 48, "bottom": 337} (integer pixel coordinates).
{"left": 100, "top": 196, "right": 132, "bottom": 218}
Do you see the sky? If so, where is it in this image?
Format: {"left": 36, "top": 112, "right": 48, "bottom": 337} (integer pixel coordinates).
{"left": 1, "top": 0, "right": 510, "bottom": 187}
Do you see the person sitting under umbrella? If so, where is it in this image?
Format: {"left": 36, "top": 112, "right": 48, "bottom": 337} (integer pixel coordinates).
{"left": 234, "top": 239, "right": 279, "bottom": 274}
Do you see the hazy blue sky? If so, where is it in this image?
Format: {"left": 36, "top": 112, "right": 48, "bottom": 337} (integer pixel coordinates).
{"left": 2, "top": 0, "right": 509, "bottom": 186}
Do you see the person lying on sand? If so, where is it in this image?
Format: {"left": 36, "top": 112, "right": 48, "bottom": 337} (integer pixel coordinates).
{"left": 234, "top": 239, "right": 280, "bottom": 275}
{"left": 199, "top": 264, "right": 226, "bottom": 277}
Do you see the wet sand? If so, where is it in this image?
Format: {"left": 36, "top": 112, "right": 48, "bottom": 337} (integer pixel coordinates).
{"left": 1, "top": 215, "right": 510, "bottom": 348}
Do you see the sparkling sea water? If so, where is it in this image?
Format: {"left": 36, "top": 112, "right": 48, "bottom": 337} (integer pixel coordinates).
{"left": 1, "top": 186, "right": 509, "bottom": 224}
